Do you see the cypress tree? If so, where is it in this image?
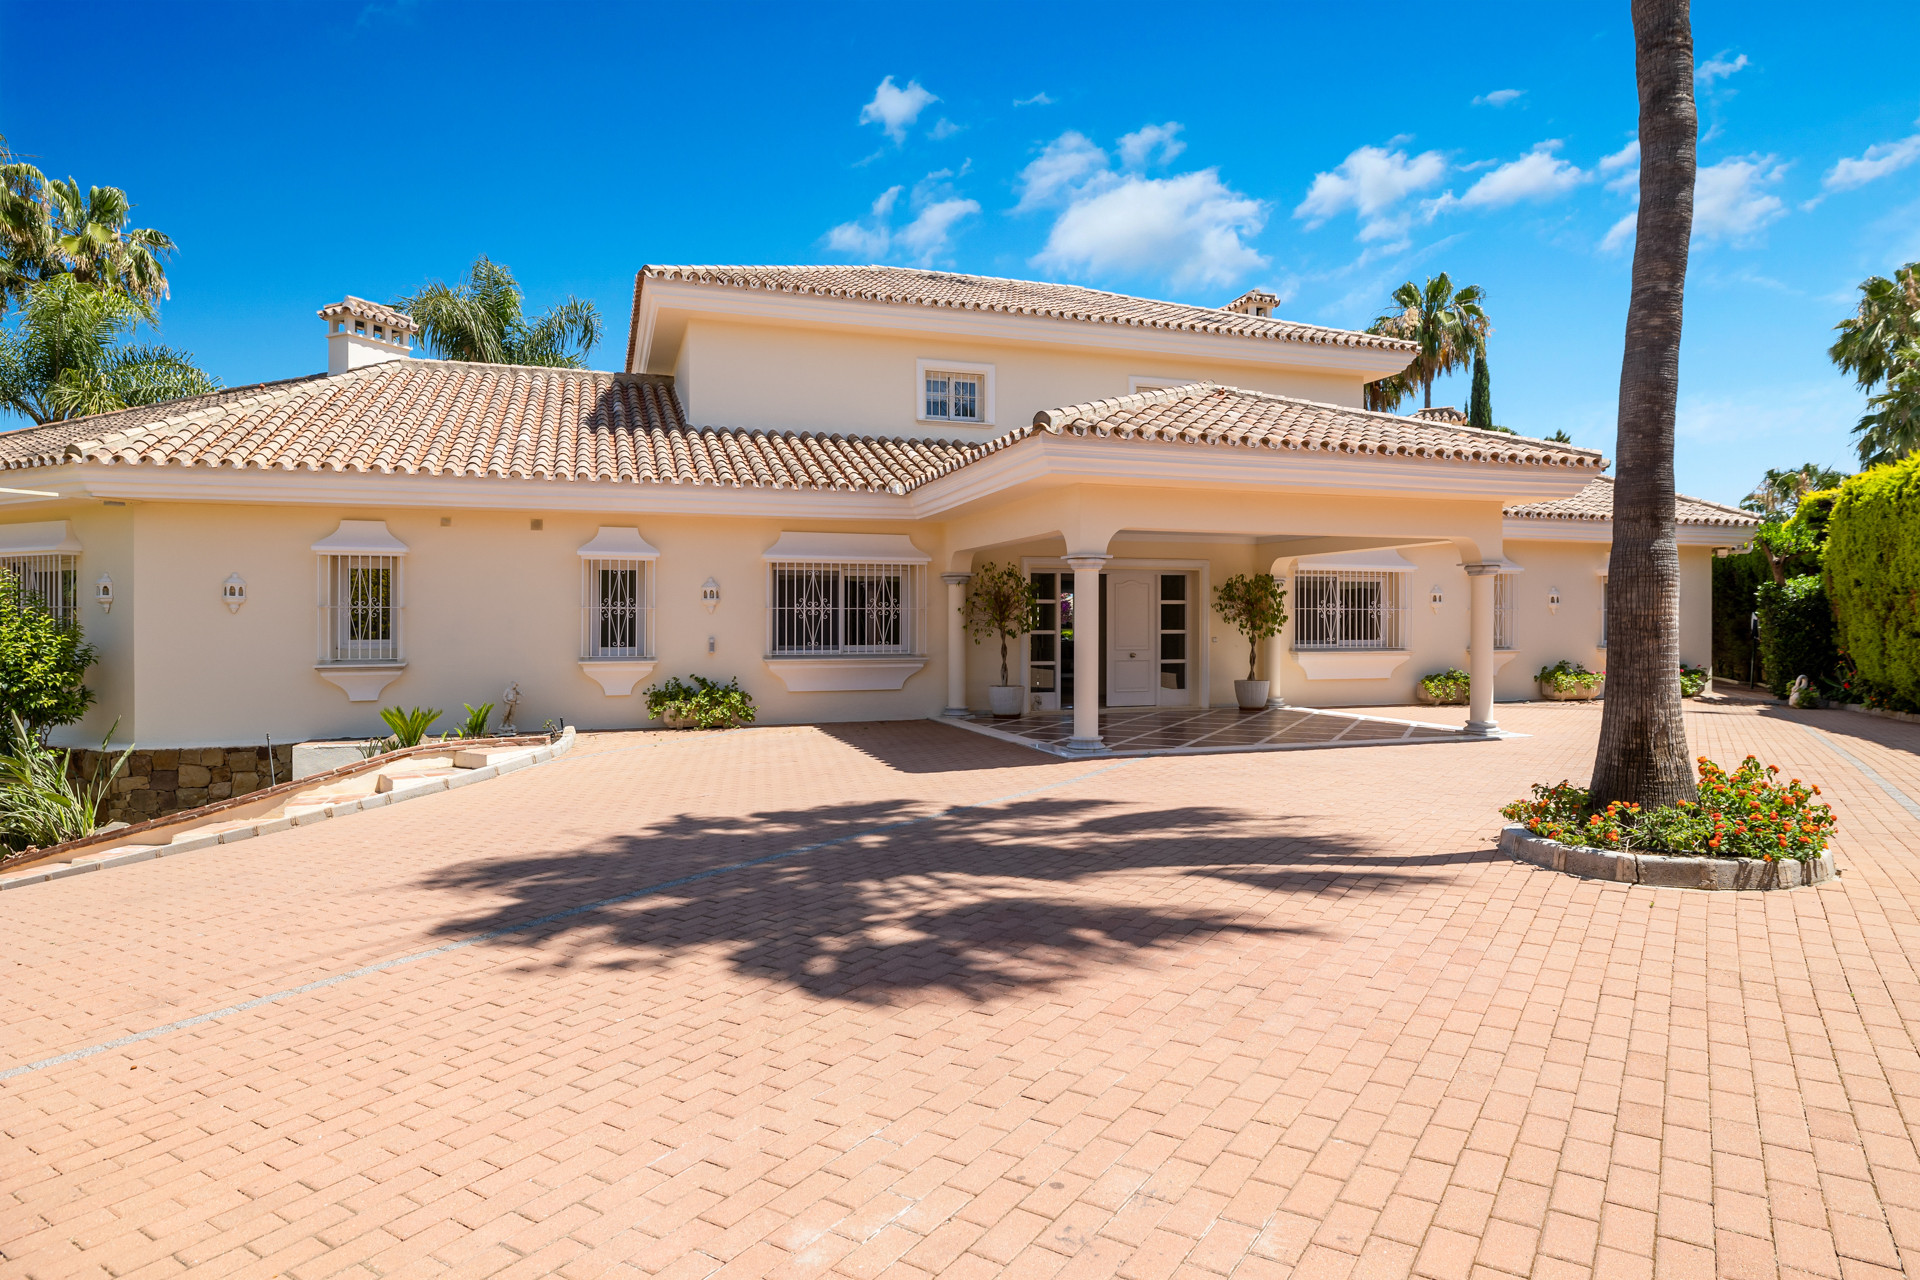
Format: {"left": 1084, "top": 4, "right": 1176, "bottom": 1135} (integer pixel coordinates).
{"left": 1468, "top": 348, "right": 1493, "bottom": 430}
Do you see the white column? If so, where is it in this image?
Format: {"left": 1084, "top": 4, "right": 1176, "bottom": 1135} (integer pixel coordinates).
{"left": 1264, "top": 630, "right": 1288, "bottom": 708}
{"left": 1065, "top": 554, "right": 1109, "bottom": 751}
{"left": 942, "top": 573, "right": 971, "bottom": 715}
{"left": 1466, "top": 563, "right": 1499, "bottom": 734}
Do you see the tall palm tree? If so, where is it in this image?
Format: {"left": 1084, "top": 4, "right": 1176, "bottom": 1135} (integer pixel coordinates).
{"left": 1363, "top": 274, "right": 1488, "bottom": 411}
{"left": 1589, "top": 0, "right": 1697, "bottom": 810}
{"left": 1740, "top": 463, "right": 1849, "bottom": 518}
{"left": 0, "top": 144, "right": 175, "bottom": 315}
{"left": 400, "top": 256, "right": 602, "bottom": 368}
{"left": 1830, "top": 264, "right": 1919, "bottom": 465}
{"left": 0, "top": 275, "right": 216, "bottom": 425}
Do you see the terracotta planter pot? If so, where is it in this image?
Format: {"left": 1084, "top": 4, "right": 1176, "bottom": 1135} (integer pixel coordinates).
{"left": 1415, "top": 684, "right": 1469, "bottom": 706}
{"left": 661, "top": 709, "right": 696, "bottom": 729}
{"left": 1233, "top": 679, "right": 1270, "bottom": 711}
{"left": 986, "top": 685, "right": 1024, "bottom": 719}
{"left": 1538, "top": 680, "right": 1604, "bottom": 702}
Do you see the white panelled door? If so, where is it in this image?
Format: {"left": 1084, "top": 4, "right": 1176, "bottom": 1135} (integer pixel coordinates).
{"left": 1106, "top": 571, "right": 1157, "bottom": 707}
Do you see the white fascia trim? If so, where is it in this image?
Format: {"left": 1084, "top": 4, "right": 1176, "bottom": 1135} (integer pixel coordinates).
{"left": 915, "top": 357, "right": 996, "bottom": 427}
{"left": 909, "top": 436, "right": 1599, "bottom": 516}
{"left": 1503, "top": 517, "right": 1753, "bottom": 547}
{"left": 634, "top": 279, "right": 1414, "bottom": 378}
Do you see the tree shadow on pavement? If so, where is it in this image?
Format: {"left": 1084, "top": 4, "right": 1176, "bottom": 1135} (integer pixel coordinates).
{"left": 420, "top": 795, "right": 1495, "bottom": 1003}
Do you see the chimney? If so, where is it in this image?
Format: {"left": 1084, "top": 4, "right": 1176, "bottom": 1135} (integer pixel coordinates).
{"left": 317, "top": 297, "right": 420, "bottom": 375}
{"left": 1222, "top": 288, "right": 1280, "bottom": 319}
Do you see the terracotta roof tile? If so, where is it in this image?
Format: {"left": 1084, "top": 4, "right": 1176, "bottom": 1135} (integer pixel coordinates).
{"left": 316, "top": 296, "right": 419, "bottom": 333}
{"left": 1504, "top": 476, "right": 1757, "bottom": 527}
{"left": 639, "top": 265, "right": 1415, "bottom": 353}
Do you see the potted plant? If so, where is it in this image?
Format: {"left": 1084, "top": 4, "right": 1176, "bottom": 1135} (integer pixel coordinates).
{"left": 1679, "top": 664, "right": 1710, "bottom": 698}
{"left": 1213, "top": 573, "right": 1288, "bottom": 710}
{"left": 962, "top": 562, "right": 1040, "bottom": 718}
{"left": 644, "top": 676, "right": 757, "bottom": 729}
{"left": 1416, "top": 669, "right": 1470, "bottom": 705}
{"left": 1536, "top": 660, "right": 1605, "bottom": 702}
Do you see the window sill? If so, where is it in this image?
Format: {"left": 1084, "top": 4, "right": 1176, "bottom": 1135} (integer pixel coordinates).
{"left": 315, "top": 661, "right": 407, "bottom": 702}
{"left": 764, "top": 656, "right": 927, "bottom": 692}
{"left": 1292, "top": 650, "right": 1411, "bottom": 681}
{"left": 578, "top": 658, "right": 657, "bottom": 697}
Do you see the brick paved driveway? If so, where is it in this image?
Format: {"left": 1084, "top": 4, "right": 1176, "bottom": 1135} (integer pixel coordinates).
{"left": 6, "top": 699, "right": 1920, "bottom": 1280}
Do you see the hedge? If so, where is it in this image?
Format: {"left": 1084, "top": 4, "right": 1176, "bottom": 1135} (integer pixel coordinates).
{"left": 1756, "top": 574, "right": 1837, "bottom": 698}
{"left": 1826, "top": 456, "right": 1920, "bottom": 709}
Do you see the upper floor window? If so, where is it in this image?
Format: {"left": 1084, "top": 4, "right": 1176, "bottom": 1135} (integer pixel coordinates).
{"left": 764, "top": 533, "right": 929, "bottom": 658}
{"left": 915, "top": 359, "right": 994, "bottom": 426}
{"left": 312, "top": 520, "right": 408, "bottom": 664}
{"left": 577, "top": 527, "right": 659, "bottom": 660}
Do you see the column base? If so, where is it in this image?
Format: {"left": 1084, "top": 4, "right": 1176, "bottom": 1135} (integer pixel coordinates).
{"left": 1266, "top": 697, "right": 1289, "bottom": 709}
{"left": 1063, "top": 737, "right": 1106, "bottom": 754}
{"left": 1466, "top": 719, "right": 1501, "bottom": 736}
{"left": 942, "top": 706, "right": 969, "bottom": 717}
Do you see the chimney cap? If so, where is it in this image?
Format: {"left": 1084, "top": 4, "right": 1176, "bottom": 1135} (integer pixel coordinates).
{"left": 317, "top": 296, "right": 420, "bottom": 334}
{"left": 1221, "top": 288, "right": 1281, "bottom": 319}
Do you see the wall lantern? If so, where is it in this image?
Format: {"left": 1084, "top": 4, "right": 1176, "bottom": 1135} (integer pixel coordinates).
{"left": 95, "top": 575, "right": 114, "bottom": 613}
{"left": 1547, "top": 586, "right": 1562, "bottom": 615}
{"left": 222, "top": 573, "right": 247, "bottom": 613}
{"left": 701, "top": 577, "right": 721, "bottom": 613}
{"left": 1429, "top": 585, "right": 1444, "bottom": 611}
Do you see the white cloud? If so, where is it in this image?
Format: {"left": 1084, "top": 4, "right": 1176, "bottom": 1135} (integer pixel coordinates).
{"left": 1601, "top": 211, "right": 1638, "bottom": 253}
{"left": 858, "top": 76, "right": 937, "bottom": 143}
{"left": 1118, "top": 122, "right": 1185, "bottom": 169}
{"left": 898, "top": 198, "right": 981, "bottom": 263}
{"left": 1696, "top": 52, "right": 1749, "bottom": 85}
{"left": 1693, "top": 155, "right": 1788, "bottom": 243}
{"left": 1013, "top": 91, "right": 1054, "bottom": 107}
{"left": 1014, "top": 131, "right": 1109, "bottom": 211}
{"left": 1032, "top": 169, "right": 1267, "bottom": 289}
{"left": 1441, "top": 141, "right": 1586, "bottom": 210}
{"left": 928, "top": 118, "right": 961, "bottom": 141}
{"left": 1599, "top": 139, "right": 1640, "bottom": 193}
{"left": 825, "top": 187, "right": 901, "bottom": 257}
{"left": 1472, "top": 89, "right": 1525, "bottom": 107}
{"left": 1824, "top": 133, "right": 1920, "bottom": 191}
{"left": 1294, "top": 143, "right": 1448, "bottom": 242}
{"left": 826, "top": 179, "right": 977, "bottom": 265}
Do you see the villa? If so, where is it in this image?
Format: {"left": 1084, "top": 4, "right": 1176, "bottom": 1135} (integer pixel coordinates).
{"left": 0, "top": 266, "right": 1754, "bottom": 756}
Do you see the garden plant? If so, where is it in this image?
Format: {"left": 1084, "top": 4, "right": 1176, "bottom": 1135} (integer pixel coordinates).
{"left": 959, "top": 562, "right": 1039, "bottom": 689}
{"left": 1212, "top": 573, "right": 1288, "bottom": 682}
{"left": 1537, "top": 660, "right": 1604, "bottom": 693}
{"left": 0, "top": 711, "right": 131, "bottom": 851}
{"left": 378, "top": 705, "right": 442, "bottom": 748}
{"left": 1417, "top": 669, "right": 1470, "bottom": 704}
{"left": 645, "top": 675, "right": 756, "bottom": 729}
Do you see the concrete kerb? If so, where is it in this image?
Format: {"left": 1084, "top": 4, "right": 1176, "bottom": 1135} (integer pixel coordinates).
{"left": 0, "top": 728, "right": 576, "bottom": 892}
{"left": 1498, "top": 823, "right": 1836, "bottom": 890}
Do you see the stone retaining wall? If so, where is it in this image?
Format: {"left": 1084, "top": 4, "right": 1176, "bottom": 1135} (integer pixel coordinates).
{"left": 67, "top": 745, "right": 299, "bottom": 824}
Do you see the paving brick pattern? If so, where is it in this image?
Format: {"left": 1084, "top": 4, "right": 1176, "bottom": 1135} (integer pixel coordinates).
{"left": 4, "top": 700, "right": 1920, "bottom": 1279}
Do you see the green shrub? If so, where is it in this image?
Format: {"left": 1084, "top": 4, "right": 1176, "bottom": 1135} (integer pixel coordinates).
{"left": 1755, "top": 575, "right": 1838, "bottom": 697}
{"left": 1536, "top": 660, "right": 1604, "bottom": 692}
{"left": 0, "top": 711, "right": 131, "bottom": 851}
{"left": 1418, "top": 669, "right": 1469, "bottom": 703}
{"left": 1679, "top": 664, "right": 1711, "bottom": 697}
{"left": 1825, "top": 455, "right": 1920, "bottom": 710}
{"left": 457, "top": 702, "right": 494, "bottom": 737}
{"left": 645, "top": 675, "right": 756, "bottom": 729}
{"left": 378, "top": 705, "right": 442, "bottom": 748}
{"left": 0, "top": 573, "right": 98, "bottom": 742}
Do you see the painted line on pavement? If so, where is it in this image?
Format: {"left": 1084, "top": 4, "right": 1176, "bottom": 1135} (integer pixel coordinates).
{"left": 1795, "top": 722, "right": 1920, "bottom": 822}
{"left": 1, "top": 760, "right": 1131, "bottom": 1082}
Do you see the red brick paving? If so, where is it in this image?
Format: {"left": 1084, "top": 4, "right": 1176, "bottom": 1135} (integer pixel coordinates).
{"left": 4, "top": 700, "right": 1920, "bottom": 1279}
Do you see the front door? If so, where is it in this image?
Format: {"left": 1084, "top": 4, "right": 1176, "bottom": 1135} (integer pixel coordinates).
{"left": 1106, "top": 570, "right": 1156, "bottom": 706}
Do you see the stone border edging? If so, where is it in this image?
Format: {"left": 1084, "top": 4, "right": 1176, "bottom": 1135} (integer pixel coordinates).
{"left": 1843, "top": 703, "right": 1920, "bottom": 726}
{"left": 1498, "top": 823, "right": 1834, "bottom": 890}
{"left": 0, "top": 727, "right": 577, "bottom": 892}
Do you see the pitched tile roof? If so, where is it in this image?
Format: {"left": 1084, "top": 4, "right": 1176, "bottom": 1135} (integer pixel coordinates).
{"left": 1, "top": 361, "right": 974, "bottom": 494}
{"left": 317, "top": 296, "right": 418, "bottom": 333}
{"left": 1504, "top": 476, "right": 1757, "bottom": 527}
{"left": 636, "top": 265, "right": 1415, "bottom": 354}
{"left": 1024, "top": 383, "right": 1607, "bottom": 470}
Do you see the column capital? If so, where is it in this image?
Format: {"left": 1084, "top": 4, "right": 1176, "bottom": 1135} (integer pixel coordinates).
{"left": 940, "top": 572, "right": 973, "bottom": 586}
{"left": 1063, "top": 553, "right": 1112, "bottom": 572}
{"left": 1464, "top": 562, "right": 1503, "bottom": 577}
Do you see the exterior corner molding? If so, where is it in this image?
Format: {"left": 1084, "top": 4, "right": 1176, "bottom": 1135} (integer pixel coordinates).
{"left": 315, "top": 662, "right": 407, "bottom": 701}
{"left": 764, "top": 656, "right": 928, "bottom": 692}
{"left": 578, "top": 659, "right": 657, "bottom": 696}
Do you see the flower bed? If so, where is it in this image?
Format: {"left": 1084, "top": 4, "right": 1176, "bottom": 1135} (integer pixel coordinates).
{"left": 1501, "top": 755, "right": 1836, "bottom": 861}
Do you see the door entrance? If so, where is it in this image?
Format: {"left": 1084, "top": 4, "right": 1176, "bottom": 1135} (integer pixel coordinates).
{"left": 1106, "top": 570, "right": 1156, "bottom": 706}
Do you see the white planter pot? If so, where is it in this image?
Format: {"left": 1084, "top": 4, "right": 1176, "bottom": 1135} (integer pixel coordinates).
{"left": 1234, "top": 679, "right": 1271, "bottom": 711}
{"left": 986, "top": 685, "right": 1024, "bottom": 719}
{"left": 1539, "top": 680, "right": 1604, "bottom": 702}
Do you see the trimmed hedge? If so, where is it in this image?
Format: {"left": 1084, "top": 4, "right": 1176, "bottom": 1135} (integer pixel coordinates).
{"left": 1826, "top": 456, "right": 1920, "bottom": 709}
{"left": 1756, "top": 575, "right": 1837, "bottom": 698}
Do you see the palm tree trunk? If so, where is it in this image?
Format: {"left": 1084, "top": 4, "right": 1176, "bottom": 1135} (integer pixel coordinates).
{"left": 1591, "top": 0, "right": 1698, "bottom": 809}
{"left": 1423, "top": 375, "right": 1433, "bottom": 410}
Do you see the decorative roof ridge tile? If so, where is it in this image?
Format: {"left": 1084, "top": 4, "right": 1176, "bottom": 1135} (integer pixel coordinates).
{"left": 1504, "top": 476, "right": 1759, "bottom": 527}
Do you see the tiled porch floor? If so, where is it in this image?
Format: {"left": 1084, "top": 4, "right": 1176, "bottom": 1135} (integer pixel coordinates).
{"left": 944, "top": 702, "right": 1478, "bottom": 756}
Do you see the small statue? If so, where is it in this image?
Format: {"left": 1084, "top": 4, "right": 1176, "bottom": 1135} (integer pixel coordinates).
{"left": 500, "top": 682, "right": 522, "bottom": 733}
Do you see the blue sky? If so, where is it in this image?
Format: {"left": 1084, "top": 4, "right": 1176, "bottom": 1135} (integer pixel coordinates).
{"left": 3, "top": 0, "right": 1917, "bottom": 505}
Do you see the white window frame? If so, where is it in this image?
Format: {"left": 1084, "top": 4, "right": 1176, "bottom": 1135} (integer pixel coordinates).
{"left": 764, "top": 533, "right": 928, "bottom": 659}
{"left": 1293, "top": 569, "right": 1409, "bottom": 651}
{"left": 915, "top": 358, "right": 995, "bottom": 426}
{"left": 313, "top": 521, "right": 408, "bottom": 665}
{"left": 578, "top": 527, "right": 659, "bottom": 660}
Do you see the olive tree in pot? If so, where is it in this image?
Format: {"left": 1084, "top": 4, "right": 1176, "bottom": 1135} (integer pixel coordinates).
{"left": 962, "top": 562, "right": 1039, "bottom": 718}
{"left": 1213, "top": 573, "right": 1288, "bottom": 710}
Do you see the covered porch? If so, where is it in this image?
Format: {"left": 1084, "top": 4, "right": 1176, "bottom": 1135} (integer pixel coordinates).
{"left": 942, "top": 703, "right": 1483, "bottom": 758}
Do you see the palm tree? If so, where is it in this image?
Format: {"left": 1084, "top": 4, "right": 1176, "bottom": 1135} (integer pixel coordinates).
{"left": 0, "top": 275, "right": 216, "bottom": 425}
{"left": 1363, "top": 274, "right": 1488, "bottom": 411}
{"left": 1740, "top": 463, "right": 1849, "bottom": 518}
{"left": 1830, "top": 264, "right": 1919, "bottom": 466}
{"left": 400, "top": 256, "right": 602, "bottom": 368}
{"left": 1589, "top": 0, "right": 1697, "bottom": 811}
{"left": 0, "top": 143, "right": 175, "bottom": 314}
